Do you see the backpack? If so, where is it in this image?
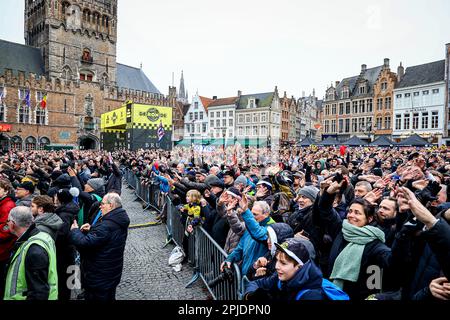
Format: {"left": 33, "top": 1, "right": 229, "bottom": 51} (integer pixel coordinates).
{"left": 296, "top": 279, "right": 350, "bottom": 300}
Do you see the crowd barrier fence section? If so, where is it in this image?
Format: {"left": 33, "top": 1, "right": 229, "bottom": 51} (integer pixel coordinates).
{"left": 124, "top": 169, "right": 243, "bottom": 300}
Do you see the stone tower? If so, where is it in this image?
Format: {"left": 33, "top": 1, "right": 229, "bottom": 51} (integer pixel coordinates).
{"left": 24, "top": 0, "right": 118, "bottom": 84}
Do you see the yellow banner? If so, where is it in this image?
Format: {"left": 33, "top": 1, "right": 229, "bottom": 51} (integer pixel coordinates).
{"left": 101, "top": 106, "right": 127, "bottom": 130}
{"left": 132, "top": 104, "right": 173, "bottom": 131}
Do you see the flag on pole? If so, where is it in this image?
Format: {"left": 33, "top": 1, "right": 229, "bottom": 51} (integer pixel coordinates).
{"left": 23, "top": 89, "right": 30, "bottom": 107}
{"left": 40, "top": 94, "right": 47, "bottom": 109}
{"left": 157, "top": 121, "right": 165, "bottom": 142}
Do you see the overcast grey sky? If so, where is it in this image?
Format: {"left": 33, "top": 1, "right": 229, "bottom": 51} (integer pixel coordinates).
{"left": 1, "top": 0, "right": 449, "bottom": 100}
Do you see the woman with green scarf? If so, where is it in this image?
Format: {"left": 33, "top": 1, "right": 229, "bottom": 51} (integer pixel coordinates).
{"left": 316, "top": 179, "right": 392, "bottom": 300}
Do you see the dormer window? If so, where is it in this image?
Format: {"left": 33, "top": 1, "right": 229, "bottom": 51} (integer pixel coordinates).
{"left": 359, "top": 84, "right": 366, "bottom": 95}
{"left": 341, "top": 87, "right": 349, "bottom": 99}
{"left": 194, "top": 102, "right": 198, "bottom": 109}
{"left": 381, "top": 81, "right": 388, "bottom": 91}
{"left": 248, "top": 99, "right": 255, "bottom": 108}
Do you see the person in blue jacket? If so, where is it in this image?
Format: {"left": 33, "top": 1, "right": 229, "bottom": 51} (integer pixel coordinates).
{"left": 244, "top": 238, "right": 328, "bottom": 301}
{"left": 220, "top": 196, "right": 275, "bottom": 277}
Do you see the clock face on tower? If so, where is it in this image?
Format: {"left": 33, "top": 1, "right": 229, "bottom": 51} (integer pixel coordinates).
{"left": 66, "top": 5, "right": 82, "bottom": 30}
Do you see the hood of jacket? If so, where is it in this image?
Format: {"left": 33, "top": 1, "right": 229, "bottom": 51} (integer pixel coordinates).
{"left": 102, "top": 207, "right": 130, "bottom": 230}
{"left": 34, "top": 212, "right": 64, "bottom": 240}
{"left": 267, "top": 223, "right": 294, "bottom": 256}
{"left": 279, "top": 260, "right": 323, "bottom": 294}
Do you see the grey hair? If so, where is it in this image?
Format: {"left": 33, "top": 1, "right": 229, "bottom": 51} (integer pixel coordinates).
{"left": 104, "top": 193, "right": 122, "bottom": 209}
{"left": 253, "top": 201, "right": 271, "bottom": 216}
{"left": 356, "top": 181, "right": 373, "bottom": 192}
{"left": 9, "top": 206, "right": 33, "bottom": 228}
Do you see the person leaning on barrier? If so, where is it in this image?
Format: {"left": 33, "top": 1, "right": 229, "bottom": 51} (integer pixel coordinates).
{"left": 4, "top": 206, "right": 58, "bottom": 300}
{"left": 69, "top": 192, "right": 130, "bottom": 301}
{"left": 221, "top": 196, "right": 275, "bottom": 277}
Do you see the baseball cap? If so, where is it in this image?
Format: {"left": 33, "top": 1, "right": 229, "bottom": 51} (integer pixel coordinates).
{"left": 274, "top": 239, "right": 310, "bottom": 266}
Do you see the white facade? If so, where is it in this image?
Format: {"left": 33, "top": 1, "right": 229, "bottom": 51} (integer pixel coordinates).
{"left": 393, "top": 82, "right": 446, "bottom": 140}
{"left": 183, "top": 93, "right": 209, "bottom": 141}
{"left": 208, "top": 104, "right": 236, "bottom": 139}
{"left": 235, "top": 94, "right": 281, "bottom": 147}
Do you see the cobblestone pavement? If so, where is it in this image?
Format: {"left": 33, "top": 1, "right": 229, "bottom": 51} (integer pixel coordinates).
{"left": 116, "top": 182, "right": 211, "bottom": 300}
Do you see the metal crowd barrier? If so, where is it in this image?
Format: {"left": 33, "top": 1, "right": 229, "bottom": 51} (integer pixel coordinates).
{"left": 189, "top": 227, "right": 242, "bottom": 300}
{"left": 124, "top": 169, "right": 243, "bottom": 300}
{"left": 164, "top": 197, "right": 185, "bottom": 249}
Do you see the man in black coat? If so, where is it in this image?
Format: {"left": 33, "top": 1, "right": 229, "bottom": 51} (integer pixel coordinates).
{"left": 70, "top": 192, "right": 130, "bottom": 301}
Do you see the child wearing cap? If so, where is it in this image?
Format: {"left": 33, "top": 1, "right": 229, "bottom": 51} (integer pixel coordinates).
{"left": 244, "top": 239, "right": 328, "bottom": 301}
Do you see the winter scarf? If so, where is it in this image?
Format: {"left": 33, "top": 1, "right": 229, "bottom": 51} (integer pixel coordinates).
{"left": 330, "top": 219, "right": 385, "bottom": 289}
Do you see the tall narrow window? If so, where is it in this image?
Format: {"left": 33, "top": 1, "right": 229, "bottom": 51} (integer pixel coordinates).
{"left": 431, "top": 111, "right": 439, "bottom": 129}
{"left": 422, "top": 112, "right": 429, "bottom": 129}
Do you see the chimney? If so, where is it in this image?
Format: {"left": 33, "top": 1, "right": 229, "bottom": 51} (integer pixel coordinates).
{"left": 384, "top": 58, "right": 390, "bottom": 69}
{"left": 237, "top": 90, "right": 242, "bottom": 97}
{"left": 361, "top": 64, "right": 367, "bottom": 73}
{"left": 397, "top": 62, "right": 405, "bottom": 83}
{"left": 302, "top": 91, "right": 305, "bottom": 98}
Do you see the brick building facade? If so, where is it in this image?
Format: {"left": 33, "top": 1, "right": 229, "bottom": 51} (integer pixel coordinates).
{"left": 0, "top": 0, "right": 172, "bottom": 151}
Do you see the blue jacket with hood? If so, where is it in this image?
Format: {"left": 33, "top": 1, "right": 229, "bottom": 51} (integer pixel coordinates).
{"left": 245, "top": 260, "right": 327, "bottom": 300}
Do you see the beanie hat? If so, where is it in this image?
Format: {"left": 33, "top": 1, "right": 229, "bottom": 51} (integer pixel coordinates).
{"left": 204, "top": 175, "right": 224, "bottom": 189}
{"left": 226, "top": 187, "right": 242, "bottom": 200}
{"left": 57, "top": 187, "right": 79, "bottom": 204}
{"left": 54, "top": 173, "right": 72, "bottom": 188}
{"left": 234, "top": 175, "right": 247, "bottom": 187}
{"left": 297, "top": 185, "right": 319, "bottom": 202}
{"left": 87, "top": 178, "right": 105, "bottom": 191}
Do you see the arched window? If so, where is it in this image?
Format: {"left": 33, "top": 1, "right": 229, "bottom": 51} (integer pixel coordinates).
{"left": 25, "top": 136, "right": 37, "bottom": 151}
{"left": 11, "top": 136, "right": 23, "bottom": 151}
{"left": 101, "top": 73, "right": 109, "bottom": 85}
{"left": 62, "top": 66, "right": 72, "bottom": 80}
{"left": 39, "top": 137, "right": 50, "bottom": 150}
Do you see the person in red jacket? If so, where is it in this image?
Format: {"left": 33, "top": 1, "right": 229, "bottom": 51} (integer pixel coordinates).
{"left": 0, "top": 179, "right": 17, "bottom": 297}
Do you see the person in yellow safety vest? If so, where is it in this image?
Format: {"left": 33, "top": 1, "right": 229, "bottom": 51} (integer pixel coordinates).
{"left": 3, "top": 206, "right": 58, "bottom": 300}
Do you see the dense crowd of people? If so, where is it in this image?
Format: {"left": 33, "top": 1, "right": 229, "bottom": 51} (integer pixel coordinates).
{"left": 120, "top": 144, "right": 450, "bottom": 301}
{"left": 1, "top": 144, "right": 450, "bottom": 301}
{"left": 0, "top": 150, "right": 129, "bottom": 300}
